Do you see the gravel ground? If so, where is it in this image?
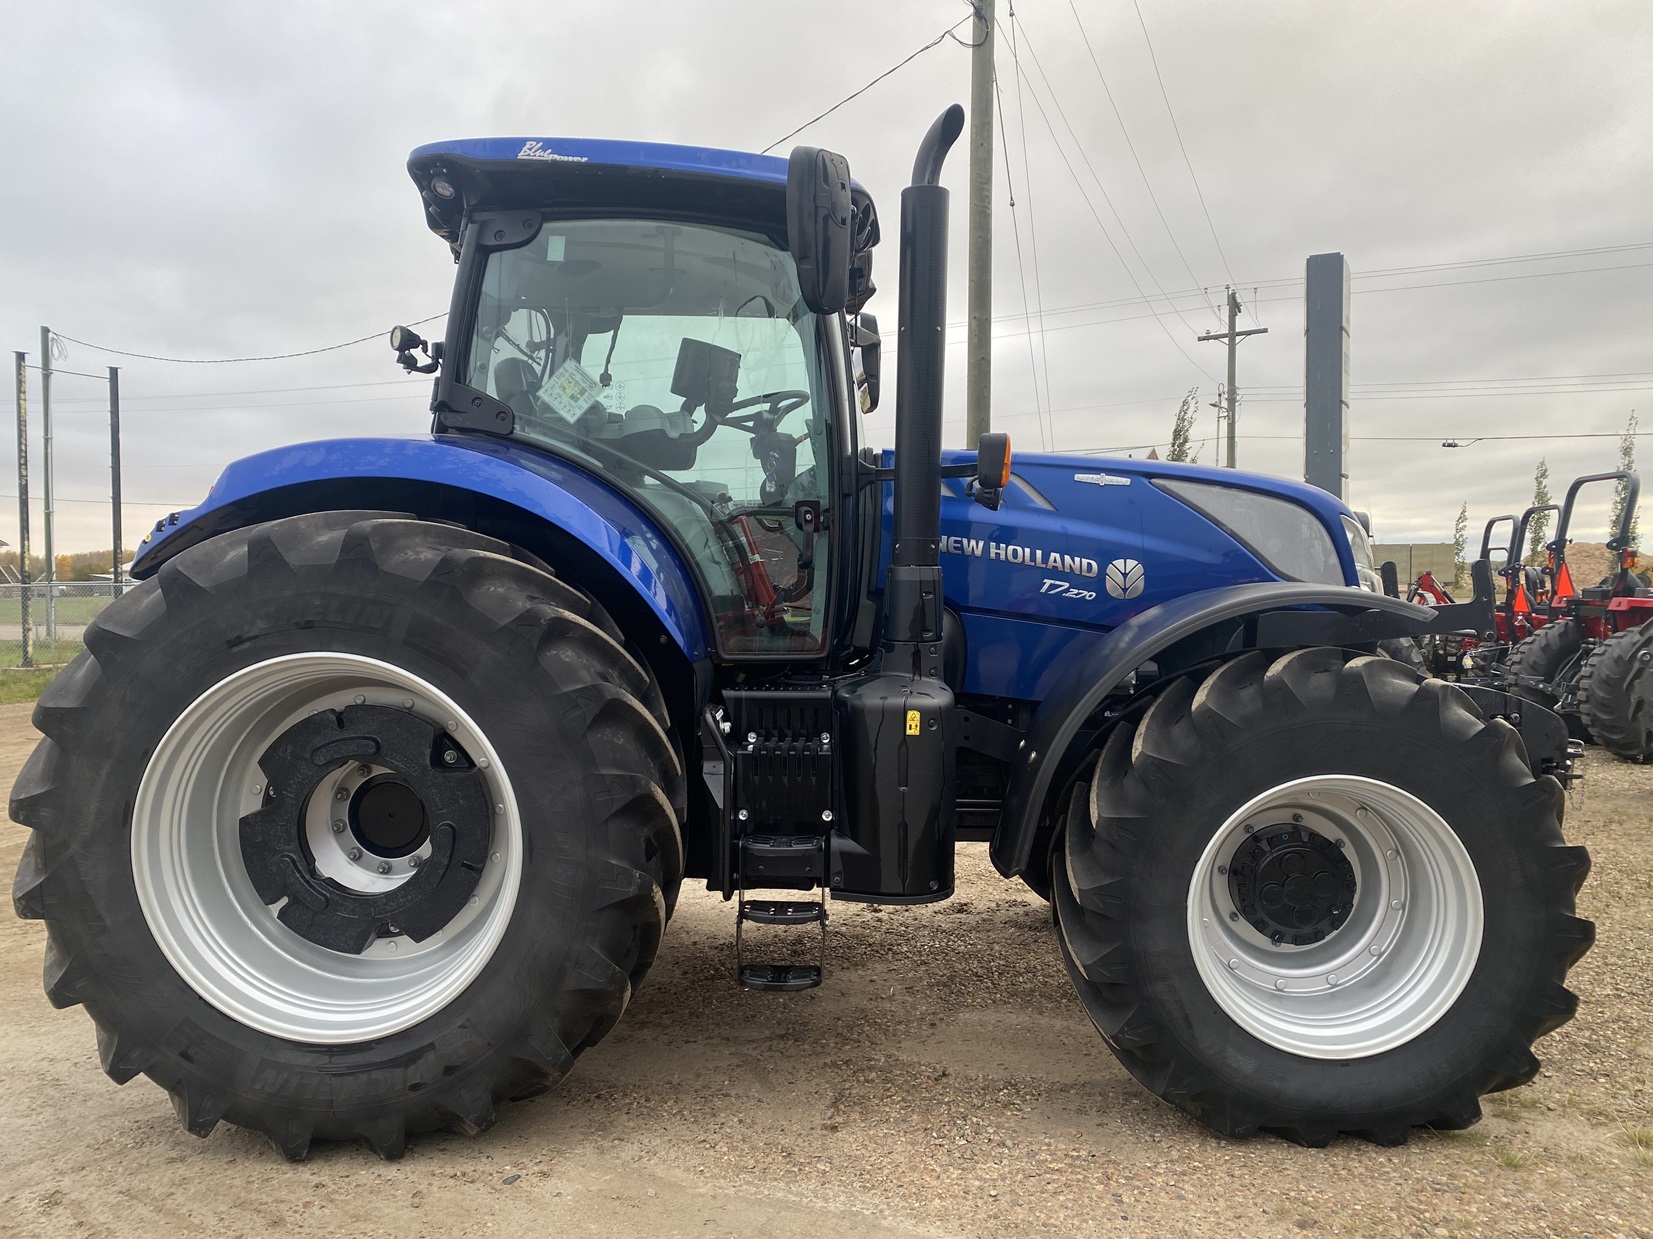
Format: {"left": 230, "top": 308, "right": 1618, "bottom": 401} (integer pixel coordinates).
{"left": 0, "top": 700, "right": 1649, "bottom": 1238}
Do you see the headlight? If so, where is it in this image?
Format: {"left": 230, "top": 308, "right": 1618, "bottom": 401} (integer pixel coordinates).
{"left": 1154, "top": 479, "right": 1347, "bottom": 586}
{"left": 1341, "top": 515, "right": 1383, "bottom": 593}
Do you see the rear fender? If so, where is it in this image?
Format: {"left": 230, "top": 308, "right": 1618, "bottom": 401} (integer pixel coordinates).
{"left": 131, "top": 435, "right": 711, "bottom": 660}
{"left": 990, "top": 581, "right": 1457, "bottom": 881}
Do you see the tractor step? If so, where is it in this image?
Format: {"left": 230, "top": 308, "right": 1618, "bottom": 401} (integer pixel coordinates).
{"left": 738, "top": 963, "right": 823, "bottom": 992}
{"left": 739, "top": 899, "right": 828, "bottom": 926}
{"left": 739, "top": 834, "right": 826, "bottom": 882}
{"left": 735, "top": 886, "right": 827, "bottom": 993}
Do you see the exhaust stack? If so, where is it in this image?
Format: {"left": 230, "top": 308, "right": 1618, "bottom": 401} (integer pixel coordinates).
{"left": 885, "top": 104, "right": 965, "bottom": 648}
{"left": 834, "top": 106, "right": 965, "bottom": 905}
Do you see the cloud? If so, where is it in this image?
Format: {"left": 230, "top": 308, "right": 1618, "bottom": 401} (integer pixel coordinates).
{"left": 0, "top": 0, "right": 1648, "bottom": 550}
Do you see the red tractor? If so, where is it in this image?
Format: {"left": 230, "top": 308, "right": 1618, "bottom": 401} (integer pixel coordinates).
{"left": 1505, "top": 472, "right": 1653, "bottom": 760}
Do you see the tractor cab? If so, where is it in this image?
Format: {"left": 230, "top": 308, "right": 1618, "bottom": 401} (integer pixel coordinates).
{"left": 403, "top": 139, "right": 881, "bottom": 658}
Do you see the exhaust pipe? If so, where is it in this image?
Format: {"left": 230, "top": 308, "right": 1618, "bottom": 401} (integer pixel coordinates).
{"left": 834, "top": 106, "right": 965, "bottom": 905}
{"left": 886, "top": 104, "right": 965, "bottom": 646}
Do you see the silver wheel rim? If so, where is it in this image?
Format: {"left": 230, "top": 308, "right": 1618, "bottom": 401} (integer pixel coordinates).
{"left": 132, "top": 653, "right": 524, "bottom": 1044}
{"left": 1187, "top": 775, "right": 1482, "bottom": 1059}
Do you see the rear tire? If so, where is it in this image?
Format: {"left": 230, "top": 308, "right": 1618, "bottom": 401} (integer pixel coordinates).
{"left": 10, "top": 512, "right": 685, "bottom": 1159}
{"left": 1578, "top": 622, "right": 1653, "bottom": 760}
{"left": 1053, "top": 648, "right": 1592, "bottom": 1145}
{"left": 1505, "top": 620, "right": 1581, "bottom": 711}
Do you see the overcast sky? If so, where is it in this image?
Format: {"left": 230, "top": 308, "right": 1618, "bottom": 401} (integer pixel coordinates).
{"left": 1, "top": 0, "right": 1648, "bottom": 553}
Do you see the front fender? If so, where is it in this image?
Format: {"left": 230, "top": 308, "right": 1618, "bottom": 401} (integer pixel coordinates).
{"left": 131, "top": 435, "right": 711, "bottom": 660}
{"left": 990, "top": 581, "right": 1444, "bottom": 880}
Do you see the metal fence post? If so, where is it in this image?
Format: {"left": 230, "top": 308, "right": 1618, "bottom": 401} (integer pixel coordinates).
{"left": 110, "top": 366, "right": 123, "bottom": 595}
{"left": 13, "top": 351, "right": 31, "bottom": 669}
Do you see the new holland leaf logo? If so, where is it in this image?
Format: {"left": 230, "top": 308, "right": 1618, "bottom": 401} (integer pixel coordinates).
{"left": 1104, "top": 558, "right": 1145, "bottom": 600}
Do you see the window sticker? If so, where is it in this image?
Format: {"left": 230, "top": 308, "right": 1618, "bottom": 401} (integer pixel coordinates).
{"left": 546, "top": 234, "right": 566, "bottom": 262}
{"left": 539, "top": 359, "right": 603, "bottom": 424}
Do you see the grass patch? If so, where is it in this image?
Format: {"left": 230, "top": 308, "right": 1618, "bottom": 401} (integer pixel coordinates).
{"left": 0, "top": 668, "right": 59, "bottom": 704}
{"left": 1425, "top": 1128, "right": 1490, "bottom": 1146}
{"left": 1625, "top": 1127, "right": 1653, "bottom": 1167}
{"left": 1492, "top": 1146, "right": 1530, "bottom": 1169}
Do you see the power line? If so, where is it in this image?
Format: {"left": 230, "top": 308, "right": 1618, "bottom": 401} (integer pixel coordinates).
{"left": 49, "top": 313, "right": 446, "bottom": 366}
{"left": 999, "top": 3, "right": 1057, "bottom": 450}
{"left": 1008, "top": 15, "right": 1217, "bottom": 383}
{"left": 993, "top": 68, "right": 1048, "bottom": 450}
{"left": 1013, "top": 16, "right": 1208, "bottom": 343}
{"left": 1067, "top": 0, "right": 1216, "bottom": 318}
{"left": 1131, "top": 0, "right": 1236, "bottom": 286}
{"left": 761, "top": 15, "right": 975, "bottom": 154}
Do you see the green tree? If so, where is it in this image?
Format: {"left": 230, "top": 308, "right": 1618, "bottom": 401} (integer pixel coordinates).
{"left": 1610, "top": 412, "right": 1641, "bottom": 548}
{"left": 1528, "top": 457, "right": 1552, "bottom": 562}
{"left": 1453, "top": 502, "right": 1469, "bottom": 587}
{"left": 1167, "top": 388, "right": 1199, "bottom": 463}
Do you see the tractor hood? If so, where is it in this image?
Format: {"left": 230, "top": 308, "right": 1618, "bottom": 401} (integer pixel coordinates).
{"left": 901, "top": 450, "right": 1370, "bottom": 699}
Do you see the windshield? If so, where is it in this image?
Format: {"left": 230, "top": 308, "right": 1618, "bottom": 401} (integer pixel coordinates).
{"left": 465, "top": 218, "right": 836, "bottom": 656}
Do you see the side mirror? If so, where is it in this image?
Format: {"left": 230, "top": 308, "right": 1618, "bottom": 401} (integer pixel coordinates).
{"left": 973, "top": 432, "right": 1011, "bottom": 510}
{"left": 1380, "top": 560, "right": 1400, "bottom": 599}
{"left": 786, "top": 145, "right": 853, "bottom": 314}
{"left": 854, "top": 313, "right": 881, "bottom": 414}
{"left": 671, "top": 338, "right": 742, "bottom": 418}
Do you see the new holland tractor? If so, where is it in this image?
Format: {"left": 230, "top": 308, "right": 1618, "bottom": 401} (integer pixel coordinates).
{"left": 10, "top": 107, "right": 1593, "bottom": 1160}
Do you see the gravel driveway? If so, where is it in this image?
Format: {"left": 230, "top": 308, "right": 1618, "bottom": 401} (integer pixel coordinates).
{"left": 0, "top": 701, "right": 1647, "bottom": 1238}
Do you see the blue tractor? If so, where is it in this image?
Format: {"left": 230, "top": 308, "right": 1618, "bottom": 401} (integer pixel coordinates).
{"left": 11, "top": 107, "right": 1592, "bottom": 1159}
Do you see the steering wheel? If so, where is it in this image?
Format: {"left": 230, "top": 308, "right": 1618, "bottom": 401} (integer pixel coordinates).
{"left": 721, "top": 389, "right": 811, "bottom": 432}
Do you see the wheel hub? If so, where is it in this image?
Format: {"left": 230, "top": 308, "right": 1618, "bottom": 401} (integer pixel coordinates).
{"left": 239, "top": 704, "right": 492, "bottom": 955}
{"left": 350, "top": 775, "right": 430, "bottom": 857}
{"left": 1228, "top": 825, "right": 1356, "bottom": 945}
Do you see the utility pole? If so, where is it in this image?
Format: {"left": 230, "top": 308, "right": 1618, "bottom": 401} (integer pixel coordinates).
{"left": 13, "top": 352, "right": 30, "bottom": 669}
{"left": 965, "top": 0, "right": 994, "bottom": 445}
{"left": 109, "top": 366, "right": 123, "bottom": 594}
{"left": 1198, "top": 288, "right": 1267, "bottom": 467}
{"left": 39, "top": 326, "right": 54, "bottom": 663}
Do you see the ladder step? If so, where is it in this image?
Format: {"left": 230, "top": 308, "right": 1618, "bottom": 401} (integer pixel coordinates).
{"left": 739, "top": 964, "right": 823, "bottom": 992}
{"left": 740, "top": 899, "right": 827, "bottom": 926}
{"left": 740, "top": 834, "right": 825, "bottom": 881}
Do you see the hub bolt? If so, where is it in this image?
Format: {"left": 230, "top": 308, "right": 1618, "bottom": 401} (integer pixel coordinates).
{"left": 819, "top": 732, "right": 831, "bottom": 745}
{"left": 443, "top": 749, "right": 459, "bottom": 765}
{"left": 737, "top": 809, "right": 749, "bottom": 821}
{"left": 1292, "top": 813, "right": 1304, "bottom": 823}
{"left": 408, "top": 855, "right": 422, "bottom": 869}
{"left": 347, "top": 848, "right": 361, "bottom": 861}
{"left": 1274, "top": 979, "right": 1287, "bottom": 990}
{"left": 354, "top": 695, "right": 366, "bottom": 704}
{"left": 1229, "top": 911, "right": 1239, "bottom": 922}
{"left": 332, "top": 820, "right": 346, "bottom": 833}
{"left": 1217, "top": 864, "right": 1228, "bottom": 875}
{"left": 821, "top": 810, "right": 834, "bottom": 823}
{"left": 1243, "top": 824, "right": 1255, "bottom": 834}
{"left": 746, "top": 732, "right": 758, "bottom": 744}
{"left": 377, "top": 861, "right": 391, "bottom": 874}
{"left": 335, "top": 787, "right": 348, "bottom": 801}
{"left": 357, "top": 765, "right": 371, "bottom": 777}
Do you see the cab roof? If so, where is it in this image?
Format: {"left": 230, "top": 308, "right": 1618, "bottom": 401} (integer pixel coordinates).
{"left": 407, "top": 136, "right": 874, "bottom": 253}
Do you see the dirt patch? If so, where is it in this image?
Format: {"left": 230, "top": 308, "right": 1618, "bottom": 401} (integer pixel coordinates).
{"left": 1, "top": 702, "right": 1649, "bottom": 1238}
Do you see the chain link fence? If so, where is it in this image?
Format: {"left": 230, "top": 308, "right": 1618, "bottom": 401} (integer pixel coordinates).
{"left": 0, "top": 580, "right": 125, "bottom": 671}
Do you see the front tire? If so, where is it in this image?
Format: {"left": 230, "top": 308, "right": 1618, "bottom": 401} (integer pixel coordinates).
{"left": 1578, "top": 621, "right": 1653, "bottom": 760}
{"left": 1053, "top": 648, "right": 1592, "bottom": 1145}
{"left": 10, "top": 512, "right": 685, "bottom": 1159}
